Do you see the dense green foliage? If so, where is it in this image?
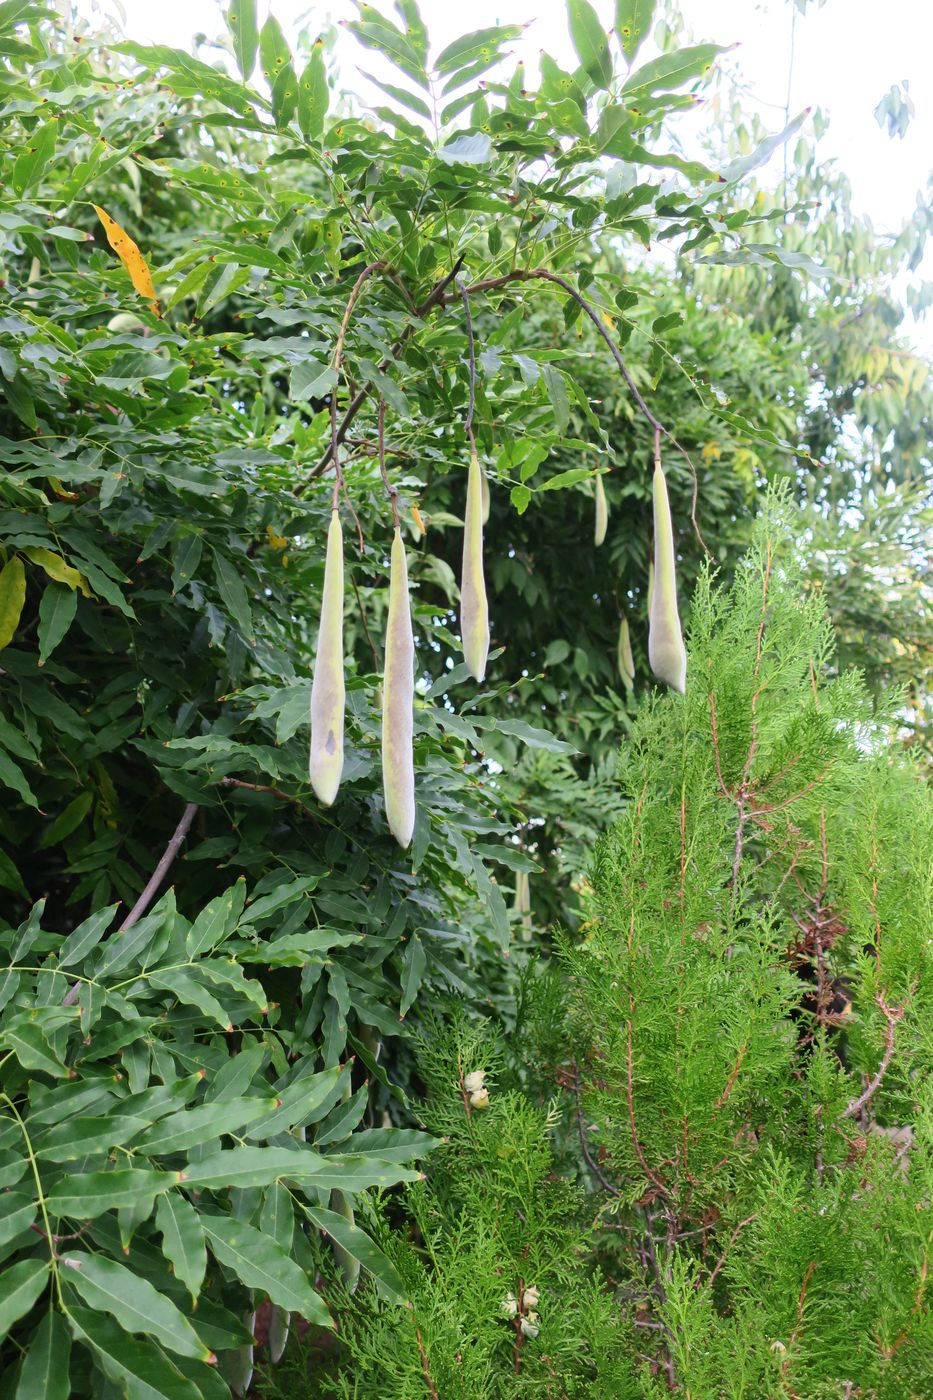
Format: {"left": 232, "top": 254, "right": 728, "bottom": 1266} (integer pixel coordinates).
{"left": 0, "top": 0, "right": 930, "bottom": 1394}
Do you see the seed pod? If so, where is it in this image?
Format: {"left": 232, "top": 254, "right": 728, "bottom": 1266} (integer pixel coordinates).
{"left": 594, "top": 472, "right": 608, "bottom": 546}
{"left": 480, "top": 463, "right": 491, "bottom": 525}
{"left": 460, "top": 448, "right": 490, "bottom": 681}
{"left": 309, "top": 509, "right": 345, "bottom": 806}
{"left": 647, "top": 559, "right": 655, "bottom": 615}
{"left": 382, "top": 527, "right": 415, "bottom": 847}
{"left": 648, "top": 460, "right": 687, "bottom": 693}
{"left": 329, "top": 1189, "right": 361, "bottom": 1293}
{"left": 268, "top": 1306, "right": 290, "bottom": 1365}
{"left": 513, "top": 870, "right": 532, "bottom": 938}
{"left": 618, "top": 615, "right": 635, "bottom": 692}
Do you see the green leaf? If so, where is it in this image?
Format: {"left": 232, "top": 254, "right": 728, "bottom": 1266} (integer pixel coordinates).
{"left": 22, "top": 547, "right": 90, "bottom": 595}
{"left": 182, "top": 1145, "right": 326, "bottom": 1189}
{"left": 615, "top": 0, "right": 656, "bottom": 62}
{"left": 289, "top": 359, "right": 337, "bottom": 403}
{"left": 37, "top": 582, "right": 77, "bottom": 665}
{"left": 57, "top": 903, "right": 117, "bottom": 965}
{"left": 155, "top": 1192, "right": 206, "bottom": 1302}
{"left": 61, "top": 1251, "right": 211, "bottom": 1360}
{"left": 12, "top": 117, "right": 57, "bottom": 194}
{"left": 434, "top": 24, "right": 524, "bottom": 76}
{"left": 0, "top": 1259, "right": 49, "bottom": 1339}
{"left": 149, "top": 969, "right": 233, "bottom": 1032}
{"left": 47, "top": 1169, "right": 177, "bottom": 1219}
{"left": 567, "top": 0, "right": 612, "bottom": 89}
{"left": 484, "top": 716, "right": 578, "bottom": 754}
{"left": 0, "top": 556, "right": 26, "bottom": 650}
{"left": 297, "top": 39, "right": 329, "bottom": 140}
{"left": 438, "top": 132, "right": 493, "bottom": 164}
{"left": 621, "top": 43, "right": 724, "bottom": 101}
{"left": 226, "top": 0, "right": 259, "bottom": 80}
{"left": 35, "top": 1114, "right": 152, "bottom": 1162}
{"left": 171, "top": 534, "right": 202, "bottom": 595}
{"left": 1, "top": 1020, "right": 69, "bottom": 1077}
{"left": 243, "top": 875, "right": 318, "bottom": 924}
{"left": 359, "top": 70, "right": 429, "bottom": 119}
{"left": 542, "top": 364, "right": 570, "bottom": 432}
{"left": 246, "top": 1065, "right": 344, "bottom": 1139}
{"left": 15, "top": 1306, "right": 71, "bottom": 1400}
{"left": 38, "top": 791, "right": 94, "bottom": 850}
{"left": 0, "top": 1192, "right": 37, "bottom": 1251}
{"left": 212, "top": 551, "right": 254, "bottom": 641}
{"left": 202, "top": 1216, "right": 333, "bottom": 1324}
{"left": 135, "top": 1096, "right": 276, "bottom": 1155}
{"left": 345, "top": 8, "right": 428, "bottom": 90}
{"left": 185, "top": 880, "right": 246, "bottom": 957}
{"left": 67, "top": 1306, "right": 205, "bottom": 1400}
{"left": 304, "top": 1205, "right": 408, "bottom": 1303}
{"left": 400, "top": 933, "right": 426, "bottom": 1018}
{"left": 0, "top": 746, "right": 38, "bottom": 808}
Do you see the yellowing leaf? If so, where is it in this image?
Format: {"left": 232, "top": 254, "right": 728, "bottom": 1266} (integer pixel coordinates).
{"left": 701, "top": 441, "right": 722, "bottom": 463}
{"left": 92, "top": 204, "right": 159, "bottom": 315}
{"left": 23, "top": 547, "right": 92, "bottom": 598}
{"left": 411, "top": 506, "right": 426, "bottom": 538}
{"left": 265, "top": 525, "right": 288, "bottom": 550}
{"left": 0, "top": 557, "right": 26, "bottom": 651}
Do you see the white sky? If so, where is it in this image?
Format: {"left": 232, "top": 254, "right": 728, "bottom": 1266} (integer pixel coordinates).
{"left": 86, "top": 0, "right": 932, "bottom": 342}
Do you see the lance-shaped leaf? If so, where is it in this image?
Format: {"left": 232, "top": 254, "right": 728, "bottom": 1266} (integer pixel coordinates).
{"left": 0, "top": 556, "right": 26, "bottom": 651}
{"left": 648, "top": 460, "right": 687, "bottom": 693}
{"left": 61, "top": 1251, "right": 212, "bottom": 1360}
{"left": 92, "top": 205, "right": 159, "bottom": 315}
{"left": 309, "top": 509, "right": 345, "bottom": 806}
{"left": 15, "top": 1306, "right": 71, "bottom": 1400}
{"left": 226, "top": 0, "right": 259, "bottom": 80}
{"left": 201, "top": 1217, "right": 332, "bottom": 1325}
{"left": 594, "top": 472, "right": 608, "bottom": 546}
{"left": 381, "top": 528, "right": 415, "bottom": 848}
{"left": 618, "top": 614, "right": 635, "bottom": 691}
{"left": 460, "top": 449, "right": 490, "bottom": 681}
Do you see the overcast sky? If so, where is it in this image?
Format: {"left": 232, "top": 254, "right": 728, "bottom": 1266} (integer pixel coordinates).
{"left": 82, "top": 0, "right": 932, "bottom": 341}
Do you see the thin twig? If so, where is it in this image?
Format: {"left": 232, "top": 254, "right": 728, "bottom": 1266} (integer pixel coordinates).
{"left": 840, "top": 993, "right": 906, "bottom": 1121}
{"left": 62, "top": 801, "right": 199, "bottom": 1007}
{"left": 705, "top": 1214, "right": 757, "bottom": 1291}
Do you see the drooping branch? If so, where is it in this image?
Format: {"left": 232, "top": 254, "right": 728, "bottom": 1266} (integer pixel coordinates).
{"left": 62, "top": 800, "right": 199, "bottom": 1007}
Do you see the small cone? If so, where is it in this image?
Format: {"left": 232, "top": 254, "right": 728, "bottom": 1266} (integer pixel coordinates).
{"left": 382, "top": 528, "right": 416, "bottom": 847}
{"left": 648, "top": 461, "right": 687, "bottom": 693}
{"left": 594, "top": 473, "right": 608, "bottom": 546}
{"left": 309, "top": 510, "right": 345, "bottom": 805}
{"left": 460, "top": 448, "right": 490, "bottom": 681}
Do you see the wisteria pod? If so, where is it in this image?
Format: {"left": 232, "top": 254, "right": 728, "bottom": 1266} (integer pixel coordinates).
{"left": 460, "top": 447, "right": 490, "bottom": 681}
{"left": 309, "top": 509, "right": 345, "bottom": 805}
{"left": 268, "top": 1307, "right": 290, "bottom": 1365}
{"left": 480, "top": 461, "right": 491, "bottom": 525}
{"left": 594, "top": 472, "right": 608, "bottom": 546}
{"left": 648, "top": 460, "right": 687, "bottom": 694}
{"left": 618, "top": 615, "right": 635, "bottom": 692}
{"left": 647, "top": 559, "right": 655, "bottom": 615}
{"left": 382, "top": 527, "right": 416, "bottom": 847}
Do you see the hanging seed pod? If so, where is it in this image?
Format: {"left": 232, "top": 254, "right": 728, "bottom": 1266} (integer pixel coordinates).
{"left": 382, "top": 527, "right": 415, "bottom": 847}
{"left": 329, "top": 1189, "right": 361, "bottom": 1293}
{"left": 618, "top": 615, "right": 635, "bottom": 692}
{"left": 480, "top": 463, "right": 491, "bottom": 525}
{"left": 309, "top": 509, "right": 345, "bottom": 806}
{"left": 594, "top": 472, "right": 608, "bottom": 546}
{"left": 461, "top": 447, "right": 490, "bottom": 681}
{"left": 513, "top": 870, "right": 533, "bottom": 939}
{"left": 268, "top": 1307, "right": 290, "bottom": 1365}
{"left": 648, "top": 460, "right": 687, "bottom": 693}
{"left": 647, "top": 559, "right": 655, "bottom": 615}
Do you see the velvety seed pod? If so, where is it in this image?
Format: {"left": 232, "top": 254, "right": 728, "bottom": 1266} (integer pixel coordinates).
{"left": 480, "top": 463, "right": 491, "bottom": 525}
{"left": 309, "top": 509, "right": 345, "bottom": 805}
{"left": 594, "top": 472, "right": 608, "bottom": 546}
{"left": 382, "top": 528, "right": 416, "bottom": 847}
{"left": 460, "top": 448, "right": 490, "bottom": 681}
{"left": 618, "top": 615, "right": 635, "bottom": 692}
{"left": 648, "top": 461, "right": 687, "bottom": 693}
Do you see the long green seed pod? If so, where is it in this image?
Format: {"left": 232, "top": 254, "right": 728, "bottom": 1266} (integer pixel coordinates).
{"left": 648, "top": 460, "right": 687, "bottom": 693}
{"left": 618, "top": 615, "right": 635, "bottom": 692}
{"left": 309, "top": 509, "right": 345, "bottom": 805}
{"left": 480, "top": 462, "right": 491, "bottom": 525}
{"left": 647, "top": 559, "right": 655, "bottom": 615}
{"left": 594, "top": 472, "right": 608, "bottom": 546}
{"left": 329, "top": 1189, "right": 361, "bottom": 1293}
{"left": 223, "top": 1312, "right": 255, "bottom": 1396}
{"left": 513, "top": 870, "right": 532, "bottom": 939}
{"left": 460, "top": 447, "right": 490, "bottom": 681}
{"left": 382, "top": 527, "right": 415, "bottom": 847}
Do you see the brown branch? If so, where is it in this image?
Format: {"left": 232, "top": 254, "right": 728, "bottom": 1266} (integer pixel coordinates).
{"left": 839, "top": 994, "right": 905, "bottom": 1121}
{"left": 704, "top": 1213, "right": 757, "bottom": 1291}
{"left": 329, "top": 260, "right": 387, "bottom": 506}
{"left": 216, "top": 777, "right": 304, "bottom": 807}
{"left": 63, "top": 800, "right": 199, "bottom": 1007}
{"left": 413, "top": 1322, "right": 439, "bottom": 1400}
{"left": 626, "top": 1016, "right": 669, "bottom": 1196}
{"left": 714, "top": 1042, "right": 747, "bottom": 1110}
{"left": 571, "top": 1060, "right": 620, "bottom": 1197}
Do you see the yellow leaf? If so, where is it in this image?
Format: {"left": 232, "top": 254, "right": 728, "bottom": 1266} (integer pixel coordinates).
{"left": 411, "top": 506, "right": 426, "bottom": 538}
{"left": 265, "top": 525, "right": 287, "bottom": 550}
{"left": 92, "top": 204, "right": 159, "bottom": 315}
{"left": 22, "top": 547, "right": 92, "bottom": 598}
{"left": 0, "top": 557, "right": 26, "bottom": 651}
{"left": 701, "top": 441, "right": 722, "bottom": 463}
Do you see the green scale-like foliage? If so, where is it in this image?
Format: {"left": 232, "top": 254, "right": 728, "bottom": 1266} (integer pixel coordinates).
{"left": 562, "top": 492, "right": 933, "bottom": 1394}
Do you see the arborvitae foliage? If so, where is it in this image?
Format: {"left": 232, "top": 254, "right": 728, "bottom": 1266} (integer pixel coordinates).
{"left": 564, "top": 490, "right": 933, "bottom": 1395}
{"left": 318, "top": 495, "right": 933, "bottom": 1398}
